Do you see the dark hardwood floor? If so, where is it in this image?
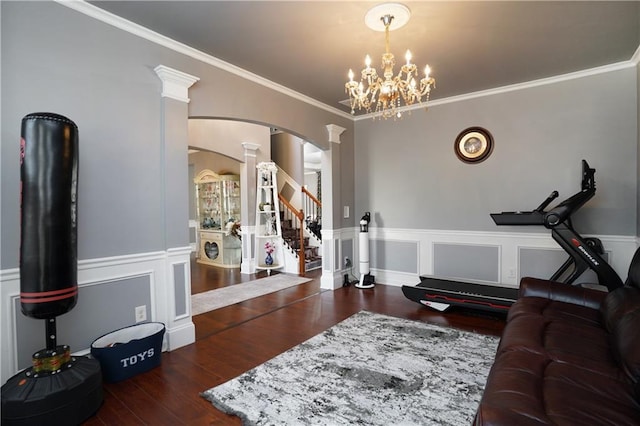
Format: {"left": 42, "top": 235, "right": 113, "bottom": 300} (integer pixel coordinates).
{"left": 85, "top": 262, "right": 506, "bottom": 425}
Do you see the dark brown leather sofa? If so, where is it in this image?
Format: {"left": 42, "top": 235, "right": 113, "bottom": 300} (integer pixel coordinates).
{"left": 475, "top": 247, "right": 640, "bottom": 425}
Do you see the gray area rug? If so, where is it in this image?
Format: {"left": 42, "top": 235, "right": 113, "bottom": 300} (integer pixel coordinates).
{"left": 202, "top": 311, "right": 499, "bottom": 425}
{"left": 191, "top": 274, "right": 311, "bottom": 316}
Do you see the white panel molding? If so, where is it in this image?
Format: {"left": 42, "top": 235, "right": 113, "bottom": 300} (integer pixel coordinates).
{"left": 241, "top": 225, "right": 257, "bottom": 274}
{"left": 189, "top": 219, "right": 198, "bottom": 252}
{"left": 6, "top": 270, "right": 156, "bottom": 377}
{"left": 164, "top": 246, "right": 194, "bottom": 351}
{"left": 0, "top": 248, "right": 195, "bottom": 384}
{"left": 1, "top": 272, "right": 20, "bottom": 386}
{"left": 370, "top": 269, "right": 421, "bottom": 287}
{"left": 320, "top": 227, "right": 356, "bottom": 290}
{"left": 431, "top": 241, "right": 502, "bottom": 285}
{"left": 166, "top": 246, "right": 192, "bottom": 324}
{"left": 365, "top": 227, "right": 638, "bottom": 288}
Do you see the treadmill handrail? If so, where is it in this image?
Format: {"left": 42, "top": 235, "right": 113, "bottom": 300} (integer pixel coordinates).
{"left": 534, "top": 191, "right": 559, "bottom": 212}
{"left": 543, "top": 160, "right": 596, "bottom": 228}
{"left": 492, "top": 159, "right": 596, "bottom": 228}
{"left": 543, "top": 186, "right": 595, "bottom": 228}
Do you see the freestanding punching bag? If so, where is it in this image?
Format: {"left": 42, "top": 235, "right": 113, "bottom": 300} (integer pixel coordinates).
{"left": 20, "top": 112, "right": 79, "bottom": 320}
{"left": 1, "top": 113, "right": 103, "bottom": 426}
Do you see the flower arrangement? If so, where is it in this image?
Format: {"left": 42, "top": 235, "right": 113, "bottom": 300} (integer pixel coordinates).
{"left": 264, "top": 241, "right": 276, "bottom": 254}
{"left": 257, "top": 161, "right": 278, "bottom": 173}
{"left": 225, "top": 220, "right": 241, "bottom": 240}
{"left": 259, "top": 202, "right": 272, "bottom": 211}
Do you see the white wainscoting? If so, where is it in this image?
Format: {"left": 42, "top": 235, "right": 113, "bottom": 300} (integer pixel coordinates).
{"left": 360, "top": 228, "right": 638, "bottom": 288}
{"left": 320, "top": 227, "right": 357, "bottom": 290}
{"left": 0, "top": 247, "right": 194, "bottom": 384}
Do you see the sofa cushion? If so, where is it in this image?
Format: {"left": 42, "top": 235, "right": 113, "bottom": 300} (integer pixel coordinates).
{"left": 508, "top": 296, "right": 602, "bottom": 327}
{"left": 475, "top": 351, "right": 552, "bottom": 426}
{"left": 497, "top": 314, "right": 620, "bottom": 377}
{"left": 624, "top": 247, "right": 640, "bottom": 288}
{"left": 543, "top": 361, "right": 640, "bottom": 425}
{"left": 601, "top": 286, "right": 640, "bottom": 333}
{"left": 612, "top": 308, "right": 640, "bottom": 383}
{"left": 476, "top": 350, "right": 640, "bottom": 426}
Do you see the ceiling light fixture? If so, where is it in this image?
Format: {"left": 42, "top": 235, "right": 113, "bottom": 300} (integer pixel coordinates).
{"left": 345, "top": 3, "right": 435, "bottom": 119}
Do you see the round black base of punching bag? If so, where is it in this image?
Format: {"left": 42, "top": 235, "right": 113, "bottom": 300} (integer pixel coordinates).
{"left": 1, "top": 356, "right": 103, "bottom": 425}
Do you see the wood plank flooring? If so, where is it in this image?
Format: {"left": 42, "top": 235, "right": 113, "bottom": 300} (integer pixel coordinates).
{"left": 84, "top": 262, "right": 506, "bottom": 425}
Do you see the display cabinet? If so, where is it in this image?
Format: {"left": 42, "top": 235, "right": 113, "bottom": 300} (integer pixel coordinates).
{"left": 194, "top": 169, "right": 241, "bottom": 267}
{"left": 255, "top": 162, "right": 284, "bottom": 275}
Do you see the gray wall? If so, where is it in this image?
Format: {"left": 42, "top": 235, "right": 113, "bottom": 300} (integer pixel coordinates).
{"left": 2, "top": 2, "right": 163, "bottom": 266}
{"left": 1, "top": 0, "right": 636, "bottom": 279}
{"left": 189, "top": 151, "right": 241, "bottom": 177}
{"left": 355, "top": 68, "right": 638, "bottom": 237}
{"left": 1, "top": 1, "right": 354, "bottom": 270}
{"left": 271, "top": 133, "right": 304, "bottom": 184}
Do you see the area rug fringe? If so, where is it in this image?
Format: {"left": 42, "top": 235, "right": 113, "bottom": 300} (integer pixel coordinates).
{"left": 202, "top": 310, "right": 499, "bottom": 425}
{"left": 191, "top": 273, "right": 311, "bottom": 316}
{"left": 207, "top": 399, "right": 254, "bottom": 425}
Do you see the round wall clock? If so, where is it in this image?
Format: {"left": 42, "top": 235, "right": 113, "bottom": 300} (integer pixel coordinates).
{"left": 454, "top": 127, "right": 494, "bottom": 164}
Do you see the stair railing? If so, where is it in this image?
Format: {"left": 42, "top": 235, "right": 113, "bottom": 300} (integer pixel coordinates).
{"left": 302, "top": 187, "right": 322, "bottom": 239}
{"left": 278, "top": 193, "right": 306, "bottom": 276}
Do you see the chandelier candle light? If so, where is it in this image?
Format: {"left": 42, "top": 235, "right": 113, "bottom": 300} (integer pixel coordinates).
{"left": 345, "top": 3, "right": 435, "bottom": 119}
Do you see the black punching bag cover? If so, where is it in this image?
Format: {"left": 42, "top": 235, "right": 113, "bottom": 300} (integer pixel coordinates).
{"left": 20, "top": 113, "right": 79, "bottom": 319}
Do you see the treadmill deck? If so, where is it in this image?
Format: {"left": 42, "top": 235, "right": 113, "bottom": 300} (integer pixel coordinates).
{"left": 403, "top": 277, "right": 519, "bottom": 313}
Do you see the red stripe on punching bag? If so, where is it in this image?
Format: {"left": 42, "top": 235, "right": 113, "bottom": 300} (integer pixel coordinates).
{"left": 20, "top": 287, "right": 79, "bottom": 304}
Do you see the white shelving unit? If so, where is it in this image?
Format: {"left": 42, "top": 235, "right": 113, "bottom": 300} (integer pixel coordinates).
{"left": 255, "top": 162, "right": 284, "bottom": 275}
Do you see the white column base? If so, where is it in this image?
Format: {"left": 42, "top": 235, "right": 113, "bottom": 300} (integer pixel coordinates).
{"left": 165, "top": 322, "right": 195, "bottom": 351}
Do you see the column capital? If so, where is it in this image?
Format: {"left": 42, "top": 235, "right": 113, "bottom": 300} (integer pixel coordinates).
{"left": 241, "top": 142, "right": 261, "bottom": 157}
{"left": 325, "top": 124, "right": 346, "bottom": 144}
{"left": 154, "top": 65, "right": 200, "bottom": 103}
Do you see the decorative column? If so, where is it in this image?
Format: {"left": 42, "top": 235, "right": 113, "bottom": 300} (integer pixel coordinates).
{"left": 240, "top": 142, "right": 260, "bottom": 274}
{"left": 154, "top": 65, "right": 199, "bottom": 351}
{"left": 321, "top": 124, "right": 346, "bottom": 290}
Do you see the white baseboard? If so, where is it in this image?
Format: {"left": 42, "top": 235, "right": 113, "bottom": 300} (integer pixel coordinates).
{"left": 166, "top": 322, "right": 196, "bottom": 351}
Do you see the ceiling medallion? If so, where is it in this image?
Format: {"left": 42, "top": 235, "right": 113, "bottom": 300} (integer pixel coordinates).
{"left": 345, "top": 3, "right": 436, "bottom": 120}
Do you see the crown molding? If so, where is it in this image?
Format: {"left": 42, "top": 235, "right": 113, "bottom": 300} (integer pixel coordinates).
{"left": 54, "top": 0, "right": 353, "bottom": 120}
{"left": 353, "top": 59, "right": 638, "bottom": 121}
{"left": 631, "top": 44, "right": 640, "bottom": 66}
{"left": 54, "top": 1, "right": 639, "bottom": 124}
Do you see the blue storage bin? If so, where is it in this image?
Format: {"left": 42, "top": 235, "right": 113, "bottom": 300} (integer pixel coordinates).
{"left": 90, "top": 322, "right": 165, "bottom": 383}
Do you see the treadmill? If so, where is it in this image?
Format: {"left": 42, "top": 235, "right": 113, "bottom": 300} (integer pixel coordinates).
{"left": 402, "top": 160, "right": 624, "bottom": 313}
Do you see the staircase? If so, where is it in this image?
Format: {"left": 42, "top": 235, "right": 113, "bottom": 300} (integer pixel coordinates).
{"left": 278, "top": 194, "right": 322, "bottom": 273}
{"left": 261, "top": 164, "right": 322, "bottom": 275}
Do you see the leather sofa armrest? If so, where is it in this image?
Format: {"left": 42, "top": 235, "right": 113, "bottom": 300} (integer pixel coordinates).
{"left": 519, "top": 277, "right": 607, "bottom": 309}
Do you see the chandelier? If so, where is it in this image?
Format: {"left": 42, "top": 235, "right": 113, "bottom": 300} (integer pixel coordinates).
{"left": 345, "top": 3, "right": 435, "bottom": 119}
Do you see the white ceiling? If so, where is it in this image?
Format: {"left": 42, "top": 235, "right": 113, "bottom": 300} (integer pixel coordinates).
{"left": 89, "top": 1, "right": 639, "bottom": 116}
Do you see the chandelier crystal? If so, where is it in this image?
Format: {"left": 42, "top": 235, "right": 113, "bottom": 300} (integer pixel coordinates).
{"left": 345, "top": 4, "right": 435, "bottom": 119}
